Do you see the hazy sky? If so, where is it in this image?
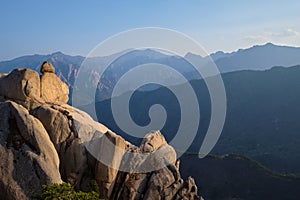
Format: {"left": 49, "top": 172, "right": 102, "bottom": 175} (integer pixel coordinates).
{"left": 1, "top": 0, "right": 300, "bottom": 60}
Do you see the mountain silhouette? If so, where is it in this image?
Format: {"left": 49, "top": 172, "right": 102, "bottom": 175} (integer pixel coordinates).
{"left": 95, "top": 65, "right": 300, "bottom": 174}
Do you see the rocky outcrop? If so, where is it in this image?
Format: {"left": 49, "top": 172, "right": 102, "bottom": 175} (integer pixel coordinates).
{"left": 108, "top": 131, "right": 199, "bottom": 200}
{"left": 40, "top": 61, "right": 69, "bottom": 103}
{"left": 0, "top": 64, "right": 69, "bottom": 104}
{"left": 0, "top": 101, "right": 62, "bottom": 200}
{"left": 0, "top": 63, "right": 204, "bottom": 200}
{"left": 40, "top": 73, "right": 69, "bottom": 104}
{"left": 0, "top": 68, "right": 41, "bottom": 102}
{"left": 95, "top": 130, "right": 127, "bottom": 198}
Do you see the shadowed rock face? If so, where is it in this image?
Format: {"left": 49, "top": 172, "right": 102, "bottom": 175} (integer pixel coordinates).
{"left": 0, "top": 62, "right": 203, "bottom": 200}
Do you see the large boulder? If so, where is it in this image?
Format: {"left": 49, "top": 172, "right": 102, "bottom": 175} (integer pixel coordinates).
{"left": 40, "top": 72, "right": 69, "bottom": 104}
{"left": 39, "top": 61, "right": 69, "bottom": 104}
{"left": 39, "top": 61, "right": 69, "bottom": 103}
{"left": 140, "top": 130, "right": 167, "bottom": 152}
{"left": 140, "top": 130, "right": 177, "bottom": 166}
{"left": 0, "top": 101, "right": 62, "bottom": 200}
{"left": 33, "top": 103, "right": 109, "bottom": 191}
{"left": 0, "top": 68, "right": 41, "bottom": 101}
{"left": 0, "top": 64, "right": 69, "bottom": 104}
{"left": 32, "top": 104, "right": 71, "bottom": 150}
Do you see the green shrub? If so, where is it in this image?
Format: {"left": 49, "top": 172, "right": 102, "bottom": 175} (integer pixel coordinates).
{"left": 34, "top": 181, "right": 101, "bottom": 200}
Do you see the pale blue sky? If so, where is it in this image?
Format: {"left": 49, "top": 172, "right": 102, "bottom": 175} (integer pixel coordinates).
{"left": 1, "top": 0, "right": 300, "bottom": 60}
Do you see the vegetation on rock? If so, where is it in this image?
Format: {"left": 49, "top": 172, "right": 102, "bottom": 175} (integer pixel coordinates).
{"left": 35, "top": 181, "right": 101, "bottom": 200}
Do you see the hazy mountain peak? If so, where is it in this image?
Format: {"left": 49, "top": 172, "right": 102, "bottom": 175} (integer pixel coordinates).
{"left": 50, "top": 51, "right": 65, "bottom": 56}
{"left": 250, "top": 42, "right": 279, "bottom": 50}
{"left": 184, "top": 52, "right": 200, "bottom": 60}
{"left": 211, "top": 43, "right": 300, "bottom": 72}
{"left": 265, "top": 42, "right": 275, "bottom": 46}
{"left": 185, "top": 52, "right": 201, "bottom": 57}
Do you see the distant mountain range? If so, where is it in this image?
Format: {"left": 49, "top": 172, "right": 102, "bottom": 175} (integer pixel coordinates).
{"left": 96, "top": 65, "right": 300, "bottom": 174}
{"left": 1, "top": 43, "right": 300, "bottom": 105}
{"left": 185, "top": 42, "right": 300, "bottom": 73}
{"left": 2, "top": 43, "right": 300, "bottom": 74}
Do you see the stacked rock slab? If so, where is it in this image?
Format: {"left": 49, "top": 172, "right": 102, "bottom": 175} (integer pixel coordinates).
{"left": 40, "top": 61, "right": 69, "bottom": 104}
{"left": 0, "top": 62, "right": 204, "bottom": 200}
{"left": 0, "top": 61, "right": 69, "bottom": 105}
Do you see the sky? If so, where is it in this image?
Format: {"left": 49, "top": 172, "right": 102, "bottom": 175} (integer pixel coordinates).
{"left": 1, "top": 0, "right": 300, "bottom": 60}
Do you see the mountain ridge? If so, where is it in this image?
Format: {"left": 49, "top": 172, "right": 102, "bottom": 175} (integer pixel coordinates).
{"left": 2, "top": 42, "right": 300, "bottom": 73}
{"left": 4, "top": 42, "right": 298, "bottom": 106}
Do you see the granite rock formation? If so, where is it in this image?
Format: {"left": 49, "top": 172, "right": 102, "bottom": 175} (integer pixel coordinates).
{"left": 0, "top": 62, "right": 203, "bottom": 200}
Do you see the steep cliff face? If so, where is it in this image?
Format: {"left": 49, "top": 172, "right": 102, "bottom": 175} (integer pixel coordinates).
{"left": 0, "top": 63, "right": 203, "bottom": 200}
